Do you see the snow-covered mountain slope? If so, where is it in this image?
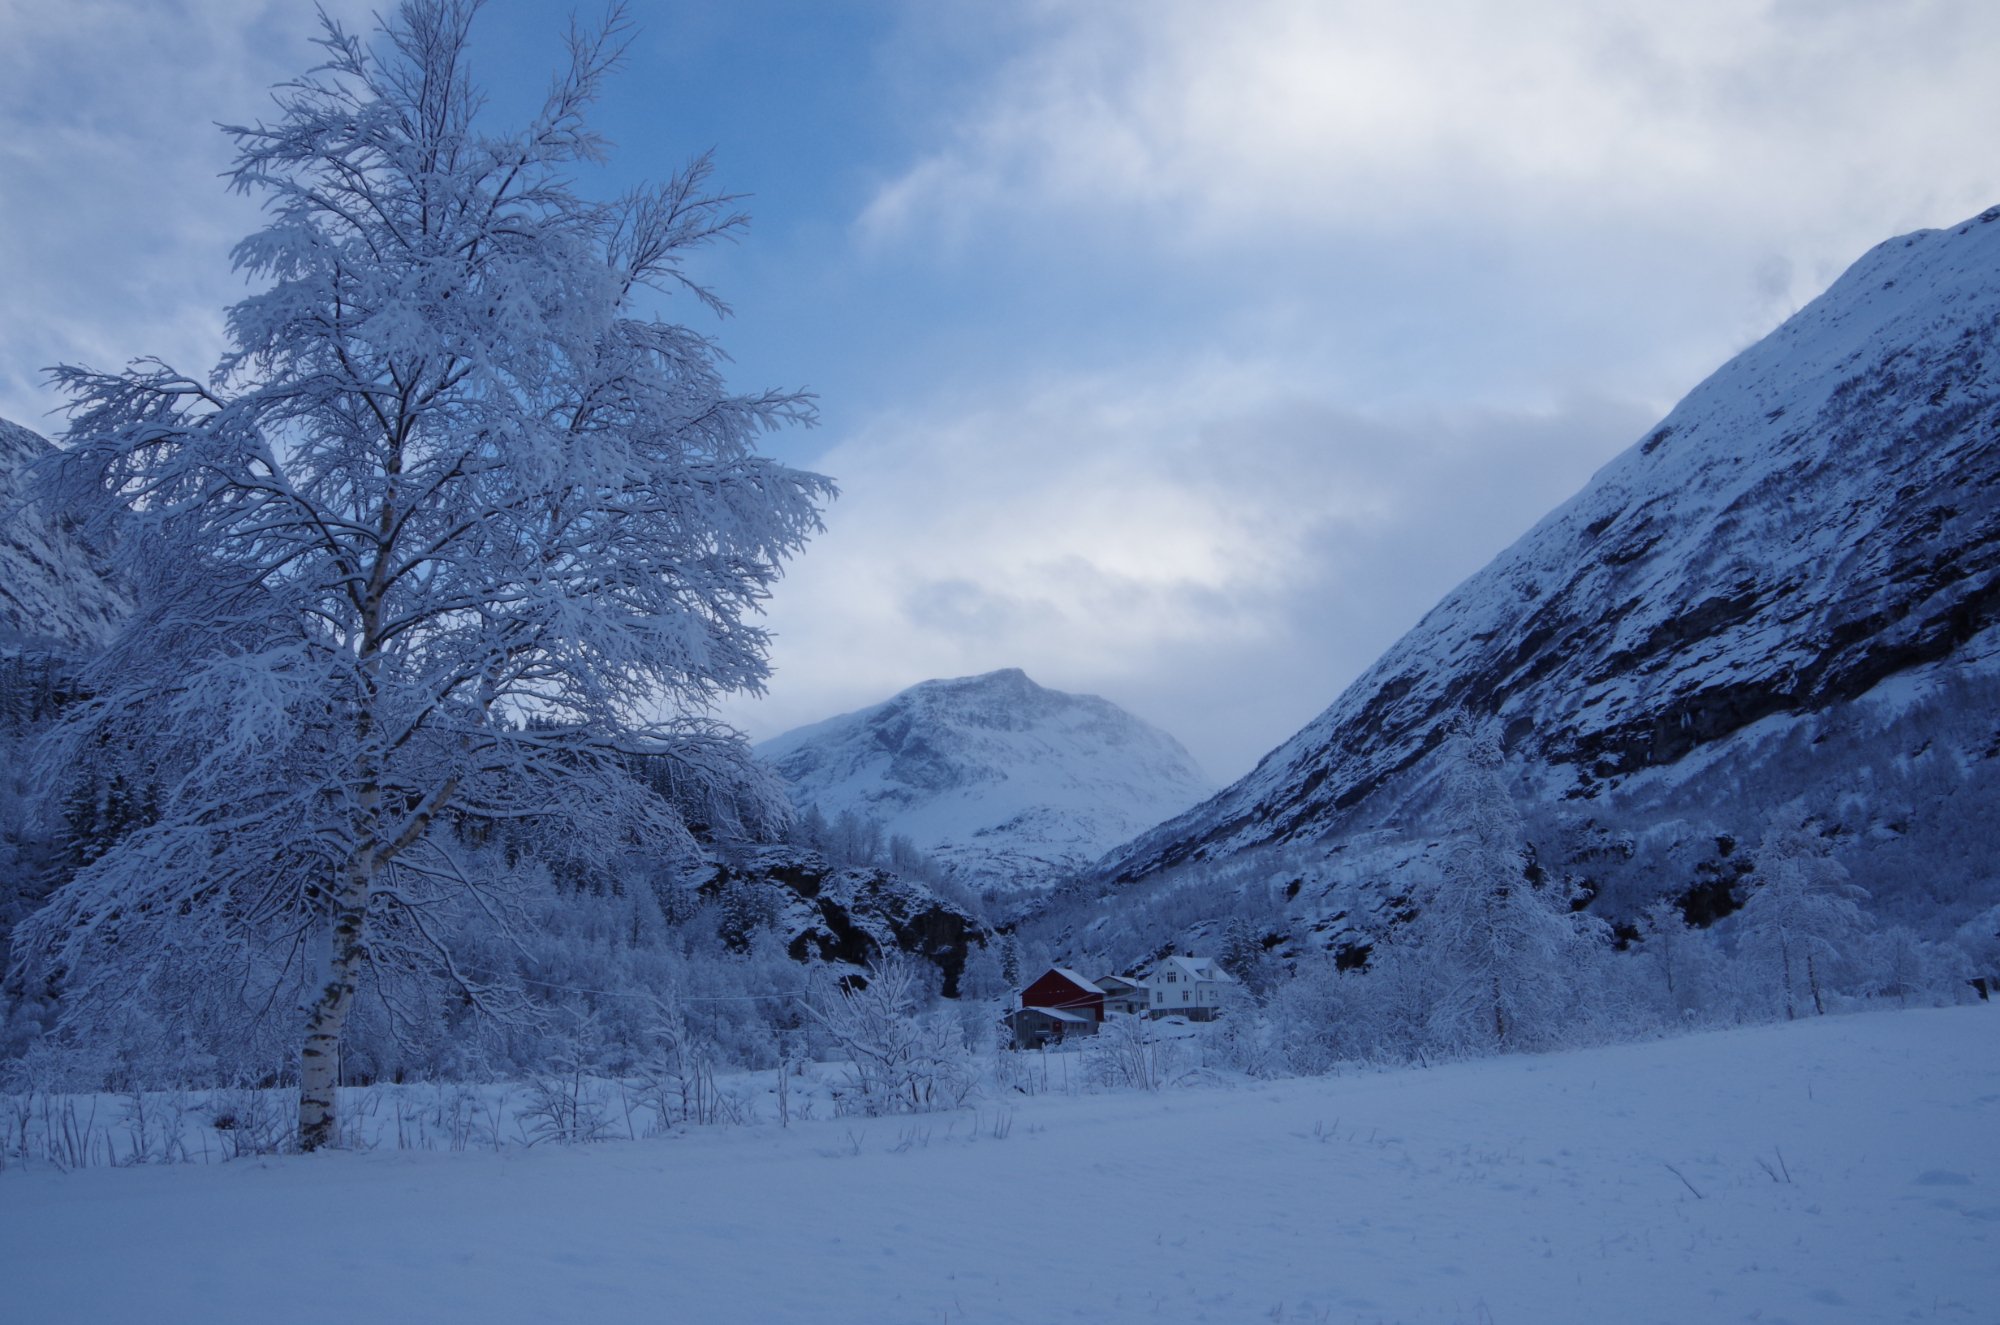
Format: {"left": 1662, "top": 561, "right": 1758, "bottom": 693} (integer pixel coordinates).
{"left": 758, "top": 669, "right": 1210, "bottom": 895}
{"left": 1100, "top": 207, "right": 2000, "bottom": 939}
{"left": 0, "top": 417, "right": 127, "bottom": 652}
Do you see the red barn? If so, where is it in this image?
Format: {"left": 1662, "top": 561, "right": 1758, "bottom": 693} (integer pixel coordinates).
{"left": 1019, "top": 967, "right": 1104, "bottom": 1021}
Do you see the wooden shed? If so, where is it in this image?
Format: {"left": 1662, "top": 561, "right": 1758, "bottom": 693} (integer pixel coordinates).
{"left": 1004, "top": 1005, "right": 1100, "bottom": 1051}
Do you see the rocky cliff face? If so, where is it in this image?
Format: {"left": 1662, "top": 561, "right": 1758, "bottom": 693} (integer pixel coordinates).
{"left": 3, "top": 419, "right": 134, "bottom": 967}
{"left": 758, "top": 669, "right": 1210, "bottom": 896}
{"left": 694, "top": 845, "right": 987, "bottom": 995}
{"left": 1098, "top": 207, "right": 2000, "bottom": 940}
{"left": 0, "top": 418, "right": 128, "bottom": 652}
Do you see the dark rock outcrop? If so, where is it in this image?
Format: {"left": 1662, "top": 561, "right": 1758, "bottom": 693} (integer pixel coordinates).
{"left": 696, "top": 845, "right": 987, "bottom": 995}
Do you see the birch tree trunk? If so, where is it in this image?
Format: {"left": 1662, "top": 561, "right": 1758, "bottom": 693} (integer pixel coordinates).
{"left": 1778, "top": 930, "right": 1797, "bottom": 1021}
{"left": 298, "top": 849, "right": 377, "bottom": 1150}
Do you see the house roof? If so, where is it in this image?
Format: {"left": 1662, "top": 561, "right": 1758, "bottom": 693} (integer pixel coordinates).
{"left": 1151, "top": 954, "right": 1236, "bottom": 983}
{"left": 1046, "top": 967, "right": 1104, "bottom": 995}
{"left": 1096, "top": 974, "right": 1148, "bottom": 991}
{"left": 1012, "top": 1006, "right": 1093, "bottom": 1024}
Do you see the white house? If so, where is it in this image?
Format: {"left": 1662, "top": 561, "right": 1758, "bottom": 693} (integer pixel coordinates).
{"left": 1144, "top": 954, "right": 1236, "bottom": 1021}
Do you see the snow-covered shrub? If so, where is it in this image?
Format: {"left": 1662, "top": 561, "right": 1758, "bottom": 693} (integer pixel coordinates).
{"left": 208, "top": 1087, "right": 292, "bottom": 1158}
{"left": 1088, "top": 1014, "right": 1176, "bottom": 1091}
{"left": 807, "top": 957, "right": 974, "bottom": 1116}
{"left": 1270, "top": 959, "right": 1383, "bottom": 1073}
{"left": 517, "top": 1009, "right": 619, "bottom": 1146}
{"left": 629, "top": 995, "right": 742, "bottom": 1132}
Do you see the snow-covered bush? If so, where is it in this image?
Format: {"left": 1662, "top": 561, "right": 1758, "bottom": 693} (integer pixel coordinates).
{"left": 1087, "top": 1014, "right": 1178, "bottom": 1091}
{"left": 1857, "top": 925, "right": 1962, "bottom": 1008}
{"left": 806, "top": 958, "right": 974, "bottom": 1116}
{"left": 1269, "top": 958, "right": 1384, "bottom": 1073}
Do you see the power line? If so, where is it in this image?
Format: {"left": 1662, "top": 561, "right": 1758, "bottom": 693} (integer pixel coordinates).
{"left": 509, "top": 973, "right": 809, "bottom": 1004}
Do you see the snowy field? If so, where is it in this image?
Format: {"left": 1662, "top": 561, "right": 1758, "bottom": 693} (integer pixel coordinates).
{"left": 2, "top": 1006, "right": 1995, "bottom": 1325}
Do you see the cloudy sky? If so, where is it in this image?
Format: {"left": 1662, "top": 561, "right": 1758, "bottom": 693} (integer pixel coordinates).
{"left": 4, "top": 1, "right": 1999, "bottom": 782}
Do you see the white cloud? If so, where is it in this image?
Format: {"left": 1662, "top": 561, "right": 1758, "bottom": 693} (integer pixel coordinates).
{"left": 724, "top": 361, "right": 1653, "bottom": 779}
{"left": 0, "top": 0, "right": 376, "bottom": 429}
{"left": 863, "top": 1, "right": 2000, "bottom": 267}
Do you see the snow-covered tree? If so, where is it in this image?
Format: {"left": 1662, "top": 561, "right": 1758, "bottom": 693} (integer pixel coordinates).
{"left": 1398, "top": 724, "right": 1600, "bottom": 1054}
{"left": 1216, "top": 916, "right": 1274, "bottom": 998}
{"left": 1951, "top": 904, "right": 2000, "bottom": 985}
{"left": 1632, "top": 897, "right": 1729, "bottom": 1025}
{"left": 1862, "top": 924, "right": 1951, "bottom": 1007}
{"left": 1269, "top": 955, "right": 1379, "bottom": 1072}
{"left": 16, "top": 0, "right": 830, "bottom": 1149}
{"left": 1736, "top": 815, "right": 1870, "bottom": 1019}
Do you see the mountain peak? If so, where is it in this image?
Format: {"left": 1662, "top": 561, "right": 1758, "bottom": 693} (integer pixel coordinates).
{"left": 954, "top": 666, "right": 1031, "bottom": 686}
{"left": 758, "top": 671, "right": 1210, "bottom": 895}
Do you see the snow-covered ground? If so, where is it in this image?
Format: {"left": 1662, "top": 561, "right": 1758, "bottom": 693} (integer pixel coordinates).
{"left": 2, "top": 1006, "right": 1994, "bottom": 1324}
